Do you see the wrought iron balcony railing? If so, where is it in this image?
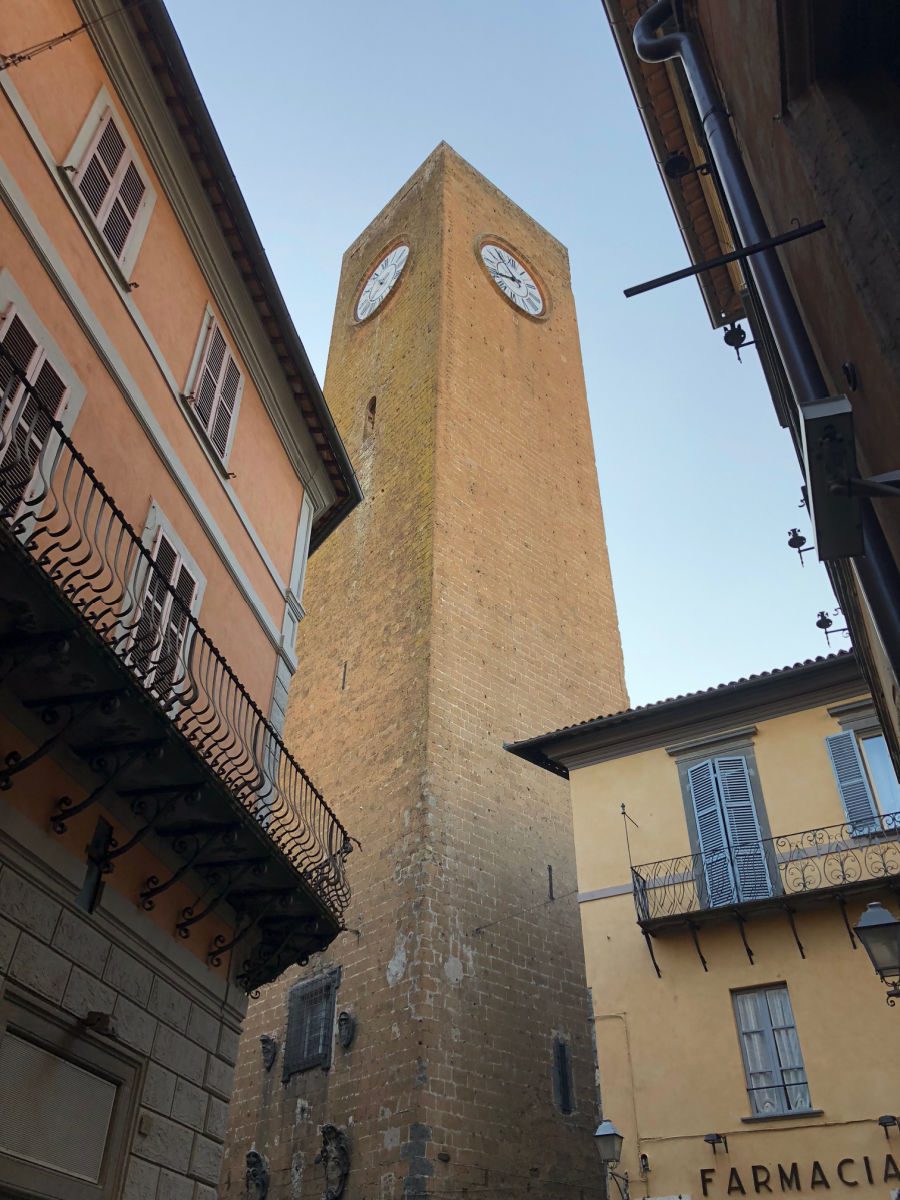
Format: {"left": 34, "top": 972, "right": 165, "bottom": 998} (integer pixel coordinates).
{"left": 0, "top": 349, "right": 351, "bottom": 921}
{"left": 632, "top": 814, "right": 900, "bottom": 927}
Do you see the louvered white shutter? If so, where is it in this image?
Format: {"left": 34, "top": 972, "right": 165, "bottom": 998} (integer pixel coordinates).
{"left": 132, "top": 531, "right": 197, "bottom": 699}
{"left": 826, "top": 731, "right": 879, "bottom": 834}
{"left": 688, "top": 759, "right": 736, "bottom": 907}
{"left": 0, "top": 310, "right": 68, "bottom": 513}
{"left": 715, "top": 755, "right": 772, "bottom": 901}
{"left": 76, "top": 113, "right": 146, "bottom": 264}
{"left": 191, "top": 322, "right": 241, "bottom": 459}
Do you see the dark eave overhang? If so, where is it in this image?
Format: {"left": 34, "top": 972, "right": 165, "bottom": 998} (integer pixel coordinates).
{"left": 602, "top": 0, "right": 742, "bottom": 329}
{"left": 125, "top": 1, "right": 362, "bottom": 551}
{"left": 506, "top": 652, "right": 864, "bottom": 777}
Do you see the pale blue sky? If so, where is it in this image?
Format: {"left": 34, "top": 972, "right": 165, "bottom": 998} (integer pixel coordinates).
{"left": 167, "top": 0, "right": 839, "bottom": 708}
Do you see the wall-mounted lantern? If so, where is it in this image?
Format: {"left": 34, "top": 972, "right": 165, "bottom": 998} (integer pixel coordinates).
{"left": 594, "top": 1120, "right": 629, "bottom": 1200}
{"left": 854, "top": 901, "right": 900, "bottom": 1006}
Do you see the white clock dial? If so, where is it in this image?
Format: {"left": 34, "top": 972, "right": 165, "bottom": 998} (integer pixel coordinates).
{"left": 356, "top": 244, "right": 410, "bottom": 321}
{"left": 480, "top": 244, "right": 544, "bottom": 316}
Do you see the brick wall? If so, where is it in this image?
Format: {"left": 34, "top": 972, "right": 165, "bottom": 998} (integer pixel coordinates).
{"left": 222, "top": 143, "right": 628, "bottom": 1200}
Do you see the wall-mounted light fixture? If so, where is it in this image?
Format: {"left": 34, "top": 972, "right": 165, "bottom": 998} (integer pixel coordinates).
{"left": 595, "top": 1120, "right": 629, "bottom": 1200}
{"left": 704, "top": 1133, "right": 729, "bottom": 1155}
{"left": 877, "top": 1115, "right": 899, "bottom": 1139}
{"left": 662, "top": 151, "right": 710, "bottom": 181}
{"left": 854, "top": 901, "right": 900, "bottom": 1007}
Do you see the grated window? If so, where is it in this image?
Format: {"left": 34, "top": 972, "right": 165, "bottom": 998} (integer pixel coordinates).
{"left": 283, "top": 972, "right": 339, "bottom": 1081}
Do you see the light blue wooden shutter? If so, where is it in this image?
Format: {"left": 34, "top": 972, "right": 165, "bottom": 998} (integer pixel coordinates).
{"left": 688, "top": 759, "right": 735, "bottom": 907}
{"left": 716, "top": 756, "right": 772, "bottom": 900}
{"left": 826, "top": 732, "right": 879, "bottom": 833}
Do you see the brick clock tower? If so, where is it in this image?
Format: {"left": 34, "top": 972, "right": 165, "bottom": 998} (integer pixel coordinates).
{"left": 222, "top": 144, "right": 628, "bottom": 1200}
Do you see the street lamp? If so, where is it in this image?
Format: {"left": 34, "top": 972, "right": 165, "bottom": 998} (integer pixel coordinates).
{"left": 595, "top": 1120, "right": 629, "bottom": 1200}
{"left": 854, "top": 901, "right": 900, "bottom": 1006}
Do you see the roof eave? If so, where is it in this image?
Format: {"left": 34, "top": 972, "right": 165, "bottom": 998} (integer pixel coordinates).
{"left": 507, "top": 653, "right": 864, "bottom": 774}
{"left": 127, "top": 2, "right": 363, "bottom": 546}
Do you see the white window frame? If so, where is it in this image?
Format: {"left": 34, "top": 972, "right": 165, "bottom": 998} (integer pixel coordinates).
{"left": 64, "top": 88, "right": 156, "bottom": 282}
{"left": 0, "top": 272, "right": 86, "bottom": 524}
{"left": 732, "top": 985, "right": 813, "bottom": 1118}
{"left": 182, "top": 306, "right": 245, "bottom": 467}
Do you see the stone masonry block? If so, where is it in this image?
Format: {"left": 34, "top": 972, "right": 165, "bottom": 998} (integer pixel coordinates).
{"left": 171, "top": 1076, "right": 208, "bottom": 1131}
{"left": 158, "top": 1168, "right": 194, "bottom": 1200}
{"left": 0, "top": 915, "right": 19, "bottom": 972}
{"left": 9, "top": 933, "right": 70, "bottom": 1001}
{"left": 217, "top": 1023, "right": 241, "bottom": 1065}
{"left": 62, "top": 966, "right": 117, "bottom": 1020}
{"left": 143, "top": 1062, "right": 177, "bottom": 1116}
{"left": 204, "top": 1054, "right": 234, "bottom": 1099}
{"left": 189, "top": 1133, "right": 223, "bottom": 1186}
{"left": 115, "top": 994, "right": 157, "bottom": 1056}
{"left": 0, "top": 869, "right": 60, "bottom": 941}
{"left": 193, "top": 1185, "right": 217, "bottom": 1200}
{"left": 149, "top": 977, "right": 191, "bottom": 1031}
{"left": 52, "top": 908, "right": 110, "bottom": 976}
{"left": 204, "top": 1095, "right": 229, "bottom": 1142}
{"left": 153, "top": 1024, "right": 206, "bottom": 1086}
{"left": 122, "top": 1154, "right": 159, "bottom": 1200}
{"left": 104, "top": 946, "right": 153, "bottom": 1005}
{"left": 186, "top": 1003, "right": 219, "bottom": 1052}
{"left": 133, "top": 1109, "right": 193, "bottom": 1173}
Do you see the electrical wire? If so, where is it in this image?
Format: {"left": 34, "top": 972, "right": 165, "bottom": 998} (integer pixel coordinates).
{"left": 0, "top": 1, "right": 152, "bottom": 73}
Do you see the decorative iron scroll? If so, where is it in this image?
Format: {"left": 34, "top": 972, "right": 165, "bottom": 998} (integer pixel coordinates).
{"left": 0, "top": 349, "right": 351, "bottom": 919}
{"left": 631, "top": 813, "right": 900, "bottom": 925}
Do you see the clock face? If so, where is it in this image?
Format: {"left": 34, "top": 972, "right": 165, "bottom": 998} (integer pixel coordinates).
{"left": 480, "top": 244, "right": 544, "bottom": 316}
{"left": 356, "top": 244, "right": 410, "bottom": 321}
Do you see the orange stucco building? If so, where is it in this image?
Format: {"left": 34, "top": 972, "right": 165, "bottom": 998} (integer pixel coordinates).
{"left": 0, "top": 3, "right": 360, "bottom": 1197}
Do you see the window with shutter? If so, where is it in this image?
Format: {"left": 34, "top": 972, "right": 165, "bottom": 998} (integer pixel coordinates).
{"left": 733, "top": 986, "right": 812, "bottom": 1116}
{"left": 826, "top": 731, "right": 883, "bottom": 833}
{"left": 282, "top": 973, "right": 339, "bottom": 1081}
{"left": 688, "top": 755, "right": 772, "bottom": 907}
{"left": 74, "top": 111, "right": 148, "bottom": 266}
{"left": 188, "top": 320, "right": 243, "bottom": 461}
{"left": 0, "top": 308, "right": 69, "bottom": 516}
{"left": 130, "top": 529, "right": 198, "bottom": 702}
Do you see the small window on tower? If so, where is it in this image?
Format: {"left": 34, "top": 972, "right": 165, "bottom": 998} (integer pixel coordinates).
{"left": 552, "top": 1036, "right": 574, "bottom": 1114}
{"left": 283, "top": 971, "right": 340, "bottom": 1081}
{"left": 364, "top": 395, "right": 377, "bottom": 441}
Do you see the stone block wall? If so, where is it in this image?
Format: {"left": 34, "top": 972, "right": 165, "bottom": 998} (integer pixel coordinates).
{"left": 0, "top": 805, "right": 246, "bottom": 1200}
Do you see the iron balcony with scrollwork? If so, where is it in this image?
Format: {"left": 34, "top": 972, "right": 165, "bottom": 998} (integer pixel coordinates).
{"left": 0, "top": 350, "right": 352, "bottom": 992}
{"left": 631, "top": 814, "right": 900, "bottom": 935}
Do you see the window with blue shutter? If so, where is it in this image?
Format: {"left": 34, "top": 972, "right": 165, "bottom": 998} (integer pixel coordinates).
{"left": 826, "top": 731, "right": 880, "bottom": 834}
{"left": 688, "top": 755, "right": 772, "bottom": 907}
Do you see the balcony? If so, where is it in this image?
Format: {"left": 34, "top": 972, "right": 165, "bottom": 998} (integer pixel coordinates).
{"left": 0, "top": 352, "right": 351, "bottom": 991}
{"left": 631, "top": 815, "right": 900, "bottom": 953}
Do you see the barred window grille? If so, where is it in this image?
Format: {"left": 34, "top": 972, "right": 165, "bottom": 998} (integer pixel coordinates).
{"left": 283, "top": 972, "right": 339, "bottom": 1081}
{"left": 74, "top": 111, "right": 148, "bottom": 265}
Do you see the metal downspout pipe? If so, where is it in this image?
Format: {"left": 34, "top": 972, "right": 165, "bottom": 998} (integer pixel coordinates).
{"left": 633, "top": 0, "right": 900, "bottom": 680}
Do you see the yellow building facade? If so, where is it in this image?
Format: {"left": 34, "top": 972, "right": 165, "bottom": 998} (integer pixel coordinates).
{"left": 510, "top": 653, "right": 900, "bottom": 1200}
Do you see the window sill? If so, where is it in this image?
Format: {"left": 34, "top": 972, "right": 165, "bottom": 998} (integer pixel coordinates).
{"left": 741, "top": 1109, "right": 824, "bottom": 1124}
